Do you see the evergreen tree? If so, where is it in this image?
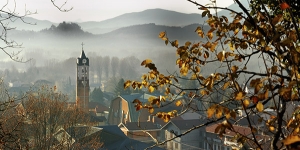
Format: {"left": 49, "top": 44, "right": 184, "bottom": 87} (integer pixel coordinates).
{"left": 90, "top": 87, "right": 103, "bottom": 103}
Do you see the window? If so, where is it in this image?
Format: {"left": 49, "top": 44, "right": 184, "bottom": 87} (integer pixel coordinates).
{"left": 175, "top": 143, "right": 178, "bottom": 149}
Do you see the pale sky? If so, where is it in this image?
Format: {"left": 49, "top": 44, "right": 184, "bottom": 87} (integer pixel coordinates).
{"left": 1, "top": 0, "right": 234, "bottom": 22}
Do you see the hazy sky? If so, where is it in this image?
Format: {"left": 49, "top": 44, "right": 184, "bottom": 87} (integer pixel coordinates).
{"left": 1, "top": 0, "right": 234, "bottom": 22}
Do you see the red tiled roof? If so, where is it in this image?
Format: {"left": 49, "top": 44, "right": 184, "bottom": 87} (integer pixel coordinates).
{"left": 206, "top": 123, "right": 252, "bottom": 137}
{"left": 88, "top": 102, "right": 109, "bottom": 113}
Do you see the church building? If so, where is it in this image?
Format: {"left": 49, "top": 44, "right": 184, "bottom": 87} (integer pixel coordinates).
{"left": 76, "top": 48, "right": 89, "bottom": 110}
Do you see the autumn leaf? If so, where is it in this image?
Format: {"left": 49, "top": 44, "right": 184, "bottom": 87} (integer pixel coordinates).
{"left": 222, "top": 81, "right": 231, "bottom": 90}
{"left": 207, "top": 105, "right": 215, "bottom": 118}
{"left": 283, "top": 135, "right": 300, "bottom": 146}
{"left": 231, "top": 66, "right": 238, "bottom": 73}
{"left": 215, "top": 106, "right": 222, "bottom": 119}
{"left": 271, "top": 66, "right": 278, "bottom": 74}
{"left": 229, "top": 42, "right": 235, "bottom": 51}
{"left": 235, "top": 91, "right": 245, "bottom": 100}
{"left": 185, "top": 41, "right": 191, "bottom": 47}
{"left": 175, "top": 100, "right": 182, "bottom": 106}
{"left": 280, "top": 2, "right": 290, "bottom": 10}
{"left": 124, "top": 80, "right": 131, "bottom": 89}
{"left": 195, "top": 27, "right": 204, "bottom": 38}
{"left": 243, "top": 99, "right": 250, "bottom": 108}
{"left": 163, "top": 114, "right": 171, "bottom": 122}
{"left": 135, "top": 104, "right": 143, "bottom": 111}
{"left": 256, "top": 101, "right": 264, "bottom": 112}
{"left": 132, "top": 99, "right": 141, "bottom": 104}
{"left": 171, "top": 40, "right": 179, "bottom": 48}
{"left": 217, "top": 51, "right": 225, "bottom": 61}
{"left": 251, "top": 96, "right": 259, "bottom": 104}
{"left": 141, "top": 59, "right": 152, "bottom": 66}
{"left": 148, "top": 86, "right": 155, "bottom": 93}
{"left": 148, "top": 107, "right": 154, "bottom": 113}
{"left": 159, "top": 31, "right": 167, "bottom": 41}
{"left": 202, "top": 10, "right": 209, "bottom": 17}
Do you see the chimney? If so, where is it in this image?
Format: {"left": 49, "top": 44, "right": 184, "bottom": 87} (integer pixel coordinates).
{"left": 152, "top": 116, "right": 155, "bottom": 123}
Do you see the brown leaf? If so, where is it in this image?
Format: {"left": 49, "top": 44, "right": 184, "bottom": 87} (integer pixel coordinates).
{"left": 132, "top": 99, "right": 141, "bottom": 104}
{"left": 171, "top": 40, "right": 179, "bottom": 48}
{"left": 217, "top": 51, "right": 225, "bottom": 61}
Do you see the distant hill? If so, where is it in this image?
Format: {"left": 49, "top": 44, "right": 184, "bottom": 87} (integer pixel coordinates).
{"left": 101, "top": 23, "right": 208, "bottom": 41}
{"left": 78, "top": 8, "right": 205, "bottom": 34}
{"left": 2, "top": 9, "right": 205, "bottom": 34}
{"left": 8, "top": 23, "right": 208, "bottom": 61}
{"left": 0, "top": 14, "right": 56, "bottom": 31}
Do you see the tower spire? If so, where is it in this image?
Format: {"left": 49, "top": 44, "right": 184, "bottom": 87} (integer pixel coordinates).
{"left": 81, "top": 42, "right": 84, "bottom": 51}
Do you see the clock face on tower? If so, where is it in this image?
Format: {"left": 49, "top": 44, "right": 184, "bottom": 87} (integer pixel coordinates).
{"left": 82, "top": 59, "right": 86, "bottom": 64}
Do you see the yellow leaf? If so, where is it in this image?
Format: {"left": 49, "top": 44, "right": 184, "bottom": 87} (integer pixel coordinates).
{"left": 256, "top": 102, "right": 264, "bottom": 112}
{"left": 207, "top": 32, "right": 213, "bottom": 40}
{"left": 195, "top": 27, "right": 204, "bottom": 38}
{"left": 159, "top": 31, "right": 166, "bottom": 39}
{"left": 148, "top": 86, "right": 155, "bottom": 93}
{"left": 235, "top": 91, "right": 245, "bottom": 100}
{"left": 195, "top": 66, "right": 201, "bottom": 73}
{"left": 141, "top": 59, "right": 152, "bottom": 66}
{"left": 269, "top": 126, "right": 275, "bottom": 131}
{"left": 185, "top": 41, "right": 191, "bottom": 47}
{"left": 148, "top": 107, "right": 154, "bottom": 113}
{"left": 243, "top": 99, "right": 250, "bottom": 108}
{"left": 283, "top": 135, "right": 300, "bottom": 146}
{"left": 124, "top": 80, "right": 131, "bottom": 89}
{"left": 264, "top": 89, "right": 269, "bottom": 100}
{"left": 163, "top": 114, "right": 170, "bottom": 122}
{"left": 222, "top": 81, "right": 231, "bottom": 90}
{"left": 175, "top": 100, "right": 182, "bottom": 106}
{"left": 200, "top": 90, "right": 209, "bottom": 96}
{"left": 229, "top": 42, "right": 235, "bottom": 51}
{"left": 148, "top": 96, "right": 156, "bottom": 102}
{"left": 215, "top": 106, "right": 223, "bottom": 119}
{"left": 207, "top": 105, "right": 215, "bottom": 118}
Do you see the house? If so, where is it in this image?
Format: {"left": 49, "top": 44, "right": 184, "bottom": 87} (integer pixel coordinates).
{"left": 204, "top": 123, "right": 275, "bottom": 150}
{"left": 89, "top": 101, "right": 109, "bottom": 118}
{"left": 161, "top": 118, "right": 206, "bottom": 150}
{"left": 66, "top": 125, "right": 164, "bottom": 150}
{"left": 118, "top": 121, "right": 162, "bottom": 143}
{"left": 107, "top": 93, "right": 184, "bottom": 125}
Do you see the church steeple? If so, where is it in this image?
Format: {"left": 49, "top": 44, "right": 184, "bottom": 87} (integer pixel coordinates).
{"left": 76, "top": 44, "right": 89, "bottom": 110}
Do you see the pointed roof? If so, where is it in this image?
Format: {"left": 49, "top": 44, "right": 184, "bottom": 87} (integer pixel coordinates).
{"left": 77, "top": 49, "right": 89, "bottom": 66}
{"left": 79, "top": 50, "right": 87, "bottom": 59}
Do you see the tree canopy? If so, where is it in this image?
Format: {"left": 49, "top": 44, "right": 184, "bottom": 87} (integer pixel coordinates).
{"left": 125, "top": 0, "right": 300, "bottom": 149}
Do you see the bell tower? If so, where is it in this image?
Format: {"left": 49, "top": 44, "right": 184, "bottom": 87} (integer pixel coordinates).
{"left": 76, "top": 43, "right": 89, "bottom": 110}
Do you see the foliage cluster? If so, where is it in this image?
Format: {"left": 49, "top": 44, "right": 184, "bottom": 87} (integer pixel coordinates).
{"left": 126, "top": 0, "right": 300, "bottom": 149}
